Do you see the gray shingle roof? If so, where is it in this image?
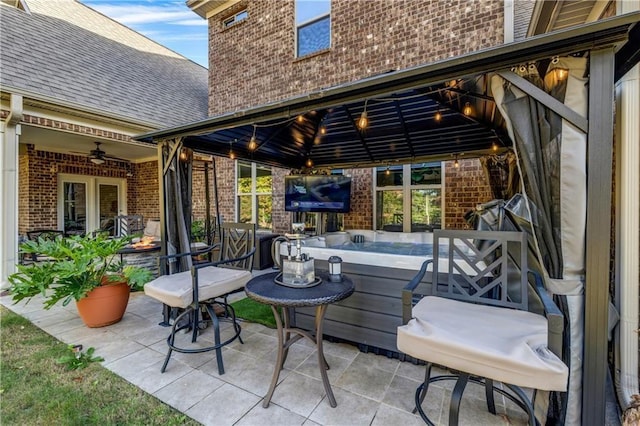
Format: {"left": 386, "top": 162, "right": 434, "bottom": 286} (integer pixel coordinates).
{"left": 0, "top": 0, "right": 209, "bottom": 128}
{"left": 514, "top": 0, "right": 535, "bottom": 41}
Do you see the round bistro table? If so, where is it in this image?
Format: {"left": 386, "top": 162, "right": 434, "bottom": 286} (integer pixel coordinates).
{"left": 244, "top": 271, "right": 354, "bottom": 408}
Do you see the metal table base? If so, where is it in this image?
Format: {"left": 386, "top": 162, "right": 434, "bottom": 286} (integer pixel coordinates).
{"left": 244, "top": 271, "right": 354, "bottom": 409}
{"left": 263, "top": 304, "right": 335, "bottom": 408}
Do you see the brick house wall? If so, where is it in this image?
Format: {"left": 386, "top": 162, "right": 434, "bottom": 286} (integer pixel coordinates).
{"left": 18, "top": 144, "right": 159, "bottom": 235}
{"left": 209, "top": 0, "right": 504, "bottom": 115}
{"left": 444, "top": 159, "right": 494, "bottom": 229}
{"left": 343, "top": 168, "right": 374, "bottom": 230}
{"left": 207, "top": 0, "right": 504, "bottom": 232}
{"left": 18, "top": 147, "right": 30, "bottom": 235}
{"left": 129, "top": 161, "right": 160, "bottom": 222}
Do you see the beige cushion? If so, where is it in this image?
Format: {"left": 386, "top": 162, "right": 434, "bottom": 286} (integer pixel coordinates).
{"left": 143, "top": 219, "right": 161, "bottom": 240}
{"left": 397, "top": 296, "right": 568, "bottom": 392}
{"left": 144, "top": 266, "right": 251, "bottom": 309}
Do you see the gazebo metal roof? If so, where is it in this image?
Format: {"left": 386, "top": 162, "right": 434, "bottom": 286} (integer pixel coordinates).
{"left": 137, "top": 13, "right": 639, "bottom": 171}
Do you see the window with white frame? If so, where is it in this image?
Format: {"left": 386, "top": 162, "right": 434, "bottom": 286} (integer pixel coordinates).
{"left": 237, "top": 162, "right": 272, "bottom": 230}
{"left": 223, "top": 9, "right": 248, "bottom": 28}
{"left": 374, "top": 163, "right": 443, "bottom": 232}
{"left": 295, "top": 0, "right": 331, "bottom": 57}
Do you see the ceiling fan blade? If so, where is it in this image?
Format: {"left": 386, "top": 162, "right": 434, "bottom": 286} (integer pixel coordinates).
{"left": 103, "top": 154, "right": 128, "bottom": 162}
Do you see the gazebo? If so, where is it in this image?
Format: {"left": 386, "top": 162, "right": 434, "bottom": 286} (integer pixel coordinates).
{"left": 138, "top": 13, "right": 640, "bottom": 424}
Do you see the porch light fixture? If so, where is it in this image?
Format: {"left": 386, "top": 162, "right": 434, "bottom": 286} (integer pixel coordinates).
{"left": 463, "top": 102, "right": 472, "bottom": 116}
{"left": 248, "top": 126, "right": 258, "bottom": 151}
{"left": 90, "top": 157, "right": 105, "bottom": 165}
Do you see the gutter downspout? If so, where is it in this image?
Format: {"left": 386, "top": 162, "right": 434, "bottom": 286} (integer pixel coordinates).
{"left": 504, "top": 0, "right": 514, "bottom": 44}
{"left": 614, "top": 51, "right": 640, "bottom": 418}
{"left": 614, "top": 0, "right": 640, "bottom": 415}
{"left": 0, "top": 93, "right": 23, "bottom": 290}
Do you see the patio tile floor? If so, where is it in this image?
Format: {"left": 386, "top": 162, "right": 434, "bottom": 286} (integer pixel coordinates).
{"left": 1, "top": 276, "right": 530, "bottom": 426}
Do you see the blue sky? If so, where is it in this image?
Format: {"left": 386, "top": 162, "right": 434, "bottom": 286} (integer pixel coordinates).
{"left": 83, "top": 0, "right": 209, "bottom": 67}
{"left": 82, "top": 1, "right": 331, "bottom": 68}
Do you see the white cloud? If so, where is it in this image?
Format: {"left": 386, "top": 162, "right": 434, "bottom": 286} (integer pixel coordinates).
{"left": 86, "top": 3, "right": 197, "bottom": 25}
{"left": 172, "top": 19, "right": 208, "bottom": 27}
{"left": 82, "top": 1, "right": 209, "bottom": 66}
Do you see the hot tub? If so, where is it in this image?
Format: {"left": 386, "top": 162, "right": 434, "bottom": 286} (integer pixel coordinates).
{"left": 283, "top": 231, "right": 472, "bottom": 355}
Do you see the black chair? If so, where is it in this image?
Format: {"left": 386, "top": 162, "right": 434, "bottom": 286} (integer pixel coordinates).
{"left": 397, "top": 229, "right": 568, "bottom": 425}
{"left": 144, "top": 222, "right": 256, "bottom": 375}
{"left": 24, "top": 229, "right": 65, "bottom": 262}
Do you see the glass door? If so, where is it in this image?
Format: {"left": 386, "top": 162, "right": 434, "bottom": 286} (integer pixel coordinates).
{"left": 62, "top": 182, "right": 88, "bottom": 235}
{"left": 58, "top": 174, "right": 127, "bottom": 235}
{"left": 98, "top": 184, "right": 120, "bottom": 235}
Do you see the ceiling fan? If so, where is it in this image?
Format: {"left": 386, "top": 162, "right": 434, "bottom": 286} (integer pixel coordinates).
{"left": 84, "top": 142, "right": 125, "bottom": 164}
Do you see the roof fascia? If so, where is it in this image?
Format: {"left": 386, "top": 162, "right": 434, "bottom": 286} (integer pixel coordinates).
{"left": 186, "top": 0, "right": 241, "bottom": 19}
{"left": 1, "top": 85, "right": 160, "bottom": 130}
{"left": 136, "top": 12, "right": 640, "bottom": 144}
{"left": 528, "top": 0, "right": 561, "bottom": 36}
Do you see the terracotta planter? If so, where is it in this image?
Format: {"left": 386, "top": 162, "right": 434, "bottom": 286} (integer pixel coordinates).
{"left": 76, "top": 278, "right": 130, "bottom": 328}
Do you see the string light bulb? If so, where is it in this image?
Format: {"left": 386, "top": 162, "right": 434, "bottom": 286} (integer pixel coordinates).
{"left": 463, "top": 102, "right": 472, "bottom": 116}
{"left": 358, "top": 100, "right": 369, "bottom": 130}
{"left": 492, "top": 142, "right": 498, "bottom": 152}
{"left": 454, "top": 154, "right": 460, "bottom": 168}
{"left": 358, "top": 111, "right": 368, "bottom": 129}
{"left": 248, "top": 137, "right": 257, "bottom": 151}
{"left": 320, "top": 125, "right": 326, "bottom": 135}
{"left": 229, "top": 140, "right": 236, "bottom": 160}
{"left": 385, "top": 166, "right": 390, "bottom": 176}
{"left": 305, "top": 156, "right": 313, "bottom": 168}
{"left": 434, "top": 110, "right": 442, "bottom": 122}
{"left": 247, "top": 125, "right": 258, "bottom": 151}
{"left": 297, "top": 114, "right": 304, "bottom": 123}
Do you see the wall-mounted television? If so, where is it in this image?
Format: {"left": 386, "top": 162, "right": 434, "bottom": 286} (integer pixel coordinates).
{"left": 285, "top": 175, "right": 352, "bottom": 213}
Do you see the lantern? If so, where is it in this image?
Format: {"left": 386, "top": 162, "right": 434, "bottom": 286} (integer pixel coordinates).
{"left": 328, "top": 256, "right": 343, "bottom": 282}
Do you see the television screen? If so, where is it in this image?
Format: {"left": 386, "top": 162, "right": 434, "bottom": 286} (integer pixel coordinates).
{"left": 285, "top": 175, "right": 352, "bottom": 213}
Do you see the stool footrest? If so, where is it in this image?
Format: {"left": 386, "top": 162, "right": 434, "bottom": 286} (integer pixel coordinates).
{"left": 414, "top": 369, "right": 537, "bottom": 426}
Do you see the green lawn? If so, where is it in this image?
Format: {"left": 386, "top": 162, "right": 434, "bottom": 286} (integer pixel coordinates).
{"left": 231, "top": 296, "right": 277, "bottom": 329}
{"left": 0, "top": 306, "right": 199, "bottom": 425}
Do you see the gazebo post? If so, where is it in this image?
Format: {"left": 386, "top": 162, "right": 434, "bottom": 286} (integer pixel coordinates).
{"left": 583, "top": 46, "right": 615, "bottom": 425}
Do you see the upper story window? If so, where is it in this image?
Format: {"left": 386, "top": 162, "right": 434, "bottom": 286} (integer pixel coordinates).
{"left": 223, "top": 9, "right": 248, "bottom": 28}
{"left": 295, "top": 0, "right": 331, "bottom": 57}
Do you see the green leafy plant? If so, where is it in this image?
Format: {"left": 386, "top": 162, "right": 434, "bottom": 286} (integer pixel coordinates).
{"left": 56, "top": 344, "right": 104, "bottom": 370}
{"left": 8, "top": 233, "right": 153, "bottom": 309}
{"left": 190, "top": 217, "right": 218, "bottom": 243}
